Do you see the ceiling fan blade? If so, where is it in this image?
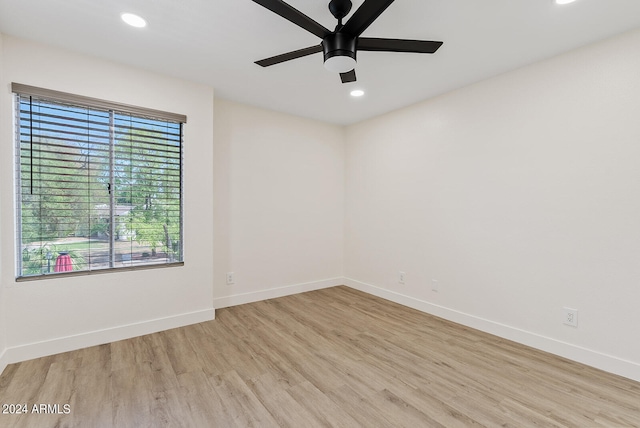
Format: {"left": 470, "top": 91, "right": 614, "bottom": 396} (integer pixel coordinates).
{"left": 255, "top": 45, "right": 323, "bottom": 67}
{"left": 252, "top": 0, "right": 331, "bottom": 39}
{"left": 342, "top": 0, "right": 395, "bottom": 37}
{"left": 358, "top": 37, "right": 443, "bottom": 54}
{"left": 340, "top": 69, "right": 357, "bottom": 83}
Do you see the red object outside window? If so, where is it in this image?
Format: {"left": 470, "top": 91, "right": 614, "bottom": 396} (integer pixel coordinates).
{"left": 54, "top": 253, "right": 73, "bottom": 272}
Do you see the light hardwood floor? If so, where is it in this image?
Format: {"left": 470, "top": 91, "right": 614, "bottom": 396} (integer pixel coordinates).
{"left": 0, "top": 286, "right": 638, "bottom": 427}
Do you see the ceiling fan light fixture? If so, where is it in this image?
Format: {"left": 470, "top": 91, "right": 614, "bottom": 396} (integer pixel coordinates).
{"left": 324, "top": 55, "right": 357, "bottom": 73}
{"left": 322, "top": 32, "right": 357, "bottom": 73}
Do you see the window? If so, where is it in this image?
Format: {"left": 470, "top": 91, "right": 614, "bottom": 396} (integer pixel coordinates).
{"left": 13, "top": 83, "right": 186, "bottom": 279}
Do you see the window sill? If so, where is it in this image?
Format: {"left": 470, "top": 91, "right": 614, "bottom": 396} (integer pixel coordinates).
{"left": 15, "top": 261, "right": 185, "bottom": 282}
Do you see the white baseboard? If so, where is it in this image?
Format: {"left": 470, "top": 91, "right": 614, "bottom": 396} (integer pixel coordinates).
{"left": 0, "top": 348, "right": 8, "bottom": 378}
{"left": 344, "top": 278, "right": 640, "bottom": 383}
{"left": 213, "top": 277, "right": 343, "bottom": 309}
{"left": 1, "top": 308, "right": 215, "bottom": 370}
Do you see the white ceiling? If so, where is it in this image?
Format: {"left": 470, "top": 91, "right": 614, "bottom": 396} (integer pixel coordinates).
{"left": 1, "top": 0, "right": 640, "bottom": 125}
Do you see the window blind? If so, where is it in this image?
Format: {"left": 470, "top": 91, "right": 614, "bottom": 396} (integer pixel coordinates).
{"left": 14, "top": 84, "right": 185, "bottom": 278}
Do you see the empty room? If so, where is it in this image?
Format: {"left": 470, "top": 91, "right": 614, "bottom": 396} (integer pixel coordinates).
{"left": 0, "top": 0, "right": 639, "bottom": 426}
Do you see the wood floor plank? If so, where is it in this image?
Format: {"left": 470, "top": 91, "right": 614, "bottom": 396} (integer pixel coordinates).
{"left": 111, "top": 364, "right": 155, "bottom": 428}
{"left": 325, "top": 384, "right": 399, "bottom": 428}
{"left": 245, "top": 372, "right": 323, "bottom": 428}
{"left": 0, "top": 286, "right": 638, "bottom": 427}
{"left": 215, "top": 370, "right": 281, "bottom": 427}
{"left": 287, "top": 380, "right": 361, "bottom": 428}
{"left": 386, "top": 384, "right": 484, "bottom": 428}
{"left": 176, "top": 369, "right": 231, "bottom": 427}
{"left": 185, "top": 323, "right": 236, "bottom": 376}
{"left": 369, "top": 388, "right": 446, "bottom": 428}
{"left": 158, "top": 326, "right": 202, "bottom": 377}
{"left": 69, "top": 360, "right": 112, "bottom": 428}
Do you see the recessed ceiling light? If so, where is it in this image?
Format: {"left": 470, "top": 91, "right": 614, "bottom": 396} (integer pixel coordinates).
{"left": 121, "top": 13, "right": 147, "bottom": 28}
{"left": 350, "top": 89, "right": 365, "bottom": 97}
{"left": 555, "top": 0, "right": 577, "bottom": 4}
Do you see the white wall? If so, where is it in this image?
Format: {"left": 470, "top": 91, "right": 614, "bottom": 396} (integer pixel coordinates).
{"left": 344, "top": 29, "right": 640, "bottom": 381}
{"left": 0, "top": 36, "right": 215, "bottom": 370}
{"left": 0, "top": 32, "right": 7, "bottom": 370}
{"left": 213, "top": 99, "right": 344, "bottom": 307}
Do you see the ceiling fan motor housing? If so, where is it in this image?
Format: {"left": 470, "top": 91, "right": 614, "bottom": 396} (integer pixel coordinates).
{"left": 322, "top": 32, "right": 357, "bottom": 64}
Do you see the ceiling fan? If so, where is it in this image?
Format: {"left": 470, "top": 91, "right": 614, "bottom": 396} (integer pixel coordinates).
{"left": 251, "top": 0, "right": 443, "bottom": 83}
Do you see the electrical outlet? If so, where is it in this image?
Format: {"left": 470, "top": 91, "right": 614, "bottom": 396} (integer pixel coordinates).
{"left": 563, "top": 307, "right": 578, "bottom": 327}
{"left": 226, "top": 272, "right": 235, "bottom": 285}
{"left": 432, "top": 279, "right": 439, "bottom": 292}
{"left": 399, "top": 271, "right": 405, "bottom": 284}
